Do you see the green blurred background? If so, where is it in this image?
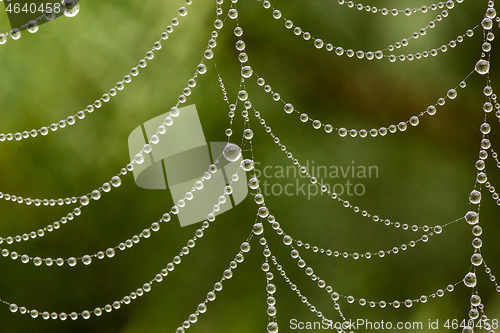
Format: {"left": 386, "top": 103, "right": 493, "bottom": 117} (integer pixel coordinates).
{"left": 0, "top": 0, "right": 499, "bottom": 332}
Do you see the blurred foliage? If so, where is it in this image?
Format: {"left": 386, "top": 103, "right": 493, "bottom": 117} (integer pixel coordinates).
{"left": 0, "top": 0, "right": 499, "bottom": 332}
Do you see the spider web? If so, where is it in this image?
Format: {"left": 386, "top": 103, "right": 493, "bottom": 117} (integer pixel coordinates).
{"left": 0, "top": 0, "right": 499, "bottom": 332}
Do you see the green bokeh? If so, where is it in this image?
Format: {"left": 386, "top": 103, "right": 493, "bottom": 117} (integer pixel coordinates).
{"left": 0, "top": 0, "right": 499, "bottom": 332}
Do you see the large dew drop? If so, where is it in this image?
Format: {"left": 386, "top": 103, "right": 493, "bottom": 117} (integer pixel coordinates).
{"left": 252, "top": 223, "right": 264, "bottom": 235}
{"left": 471, "top": 253, "right": 483, "bottom": 266}
{"left": 469, "top": 190, "right": 481, "bottom": 204}
{"left": 464, "top": 211, "right": 479, "bottom": 225}
{"left": 463, "top": 272, "right": 477, "bottom": 288}
{"left": 62, "top": 0, "right": 80, "bottom": 17}
{"left": 134, "top": 153, "right": 145, "bottom": 164}
{"left": 241, "top": 66, "right": 253, "bottom": 78}
{"left": 258, "top": 206, "right": 269, "bottom": 218}
{"left": 475, "top": 60, "right": 490, "bottom": 75}
{"left": 223, "top": 143, "right": 242, "bottom": 162}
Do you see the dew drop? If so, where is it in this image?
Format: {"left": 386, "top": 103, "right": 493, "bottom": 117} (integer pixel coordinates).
{"left": 241, "top": 66, "right": 253, "bottom": 78}
{"left": 243, "top": 129, "right": 254, "bottom": 139}
{"left": 27, "top": 21, "right": 39, "bottom": 33}
{"left": 241, "top": 159, "right": 254, "bottom": 171}
{"left": 480, "top": 123, "right": 491, "bottom": 134}
{"left": 223, "top": 143, "right": 242, "bottom": 162}
{"left": 469, "top": 190, "right": 481, "bottom": 204}
{"left": 475, "top": 60, "right": 490, "bottom": 75}
{"left": 267, "top": 322, "right": 279, "bottom": 333}
{"left": 62, "top": 0, "right": 80, "bottom": 17}
{"left": 465, "top": 211, "right": 479, "bottom": 224}
{"left": 253, "top": 223, "right": 264, "bottom": 235}
{"left": 10, "top": 29, "right": 21, "bottom": 40}
{"left": 463, "top": 272, "right": 477, "bottom": 288}
{"left": 135, "top": 153, "right": 145, "bottom": 164}
{"left": 447, "top": 89, "right": 457, "bottom": 99}
{"left": 471, "top": 253, "right": 483, "bottom": 266}
{"left": 240, "top": 242, "right": 251, "bottom": 252}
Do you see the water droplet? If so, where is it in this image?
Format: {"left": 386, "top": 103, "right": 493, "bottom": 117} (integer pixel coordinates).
{"left": 111, "top": 176, "right": 121, "bottom": 187}
{"left": 486, "top": 7, "right": 497, "bottom": 18}
{"left": 463, "top": 272, "right": 477, "bottom": 287}
{"left": 241, "top": 159, "right": 254, "bottom": 171}
{"left": 240, "top": 242, "right": 251, "bottom": 252}
{"left": 481, "top": 139, "right": 491, "bottom": 149}
{"left": 253, "top": 223, "right": 264, "bottom": 235}
{"left": 248, "top": 177, "right": 259, "bottom": 189}
{"left": 135, "top": 153, "right": 145, "bottom": 164}
{"left": 462, "top": 326, "right": 474, "bottom": 333}
{"left": 482, "top": 18, "right": 493, "bottom": 30}
{"left": 447, "top": 89, "right": 457, "bottom": 99}
{"left": 82, "top": 255, "right": 92, "bottom": 265}
{"left": 480, "top": 123, "right": 491, "bottom": 134}
{"left": 314, "top": 39, "right": 324, "bottom": 49}
{"left": 235, "top": 40, "right": 246, "bottom": 51}
{"left": 10, "top": 29, "right": 21, "bottom": 40}
{"left": 241, "top": 66, "right": 253, "bottom": 78}
{"left": 475, "top": 60, "right": 490, "bottom": 75}
{"left": 484, "top": 86, "right": 493, "bottom": 96}
{"left": 106, "top": 248, "right": 115, "bottom": 258}
{"left": 243, "top": 129, "right": 253, "bottom": 139}
{"left": 476, "top": 172, "right": 487, "bottom": 183}
{"left": 470, "top": 294, "right": 481, "bottom": 306}
{"left": 258, "top": 206, "right": 269, "bottom": 218}
{"left": 468, "top": 308, "right": 480, "bottom": 320}
{"left": 469, "top": 190, "right": 481, "bottom": 204}
{"left": 62, "top": 0, "right": 80, "bottom": 17}
{"left": 80, "top": 196, "right": 89, "bottom": 206}
{"left": 228, "top": 9, "right": 238, "bottom": 19}
{"left": 409, "top": 116, "right": 419, "bottom": 126}
{"left": 223, "top": 143, "right": 242, "bottom": 162}
{"left": 45, "top": 10, "right": 56, "bottom": 21}
{"left": 267, "top": 322, "right": 279, "bottom": 333}
{"left": 284, "top": 103, "right": 294, "bottom": 114}
{"left": 238, "top": 90, "right": 248, "bottom": 101}
{"left": 197, "top": 63, "right": 207, "bottom": 74}
{"left": 27, "top": 21, "right": 39, "bottom": 33}
{"left": 472, "top": 237, "right": 482, "bottom": 248}
{"left": 338, "top": 128, "right": 347, "bottom": 137}
{"left": 471, "top": 253, "right": 483, "bottom": 266}
{"left": 91, "top": 190, "right": 101, "bottom": 200}
{"left": 483, "top": 42, "right": 492, "bottom": 52}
